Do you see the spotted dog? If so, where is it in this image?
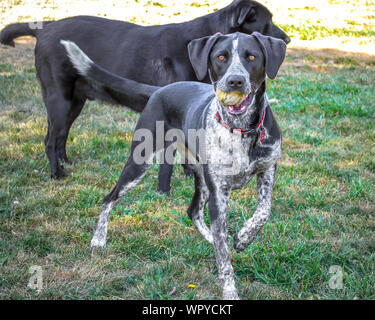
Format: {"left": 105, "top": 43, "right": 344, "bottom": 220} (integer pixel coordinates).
{"left": 61, "top": 31, "right": 286, "bottom": 300}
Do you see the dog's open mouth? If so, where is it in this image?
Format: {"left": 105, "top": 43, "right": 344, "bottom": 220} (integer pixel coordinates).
{"left": 216, "top": 88, "right": 254, "bottom": 116}
{"left": 227, "top": 93, "right": 254, "bottom": 115}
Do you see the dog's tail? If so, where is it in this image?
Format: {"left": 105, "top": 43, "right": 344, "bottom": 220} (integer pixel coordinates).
{"left": 60, "top": 40, "right": 160, "bottom": 112}
{"left": 0, "top": 21, "right": 53, "bottom": 46}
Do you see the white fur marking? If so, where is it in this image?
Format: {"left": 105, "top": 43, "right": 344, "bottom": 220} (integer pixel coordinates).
{"left": 60, "top": 40, "right": 93, "bottom": 76}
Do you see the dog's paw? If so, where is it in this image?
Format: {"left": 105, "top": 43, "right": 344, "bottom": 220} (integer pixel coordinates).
{"left": 90, "top": 237, "right": 107, "bottom": 249}
{"left": 50, "top": 162, "right": 68, "bottom": 180}
{"left": 199, "top": 228, "right": 213, "bottom": 244}
{"left": 157, "top": 183, "right": 171, "bottom": 194}
{"left": 157, "top": 187, "right": 170, "bottom": 195}
{"left": 50, "top": 169, "right": 67, "bottom": 180}
{"left": 233, "top": 233, "right": 247, "bottom": 253}
{"left": 90, "top": 239, "right": 107, "bottom": 257}
{"left": 222, "top": 289, "right": 240, "bottom": 300}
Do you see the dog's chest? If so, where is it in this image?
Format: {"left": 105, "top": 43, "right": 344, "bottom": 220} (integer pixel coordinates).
{"left": 203, "top": 107, "right": 280, "bottom": 188}
{"left": 205, "top": 120, "right": 255, "bottom": 176}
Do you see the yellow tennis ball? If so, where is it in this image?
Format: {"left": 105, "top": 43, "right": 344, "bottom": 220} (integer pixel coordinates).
{"left": 216, "top": 88, "right": 246, "bottom": 106}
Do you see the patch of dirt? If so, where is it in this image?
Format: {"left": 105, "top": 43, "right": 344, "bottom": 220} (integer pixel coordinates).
{"left": 286, "top": 45, "right": 375, "bottom": 68}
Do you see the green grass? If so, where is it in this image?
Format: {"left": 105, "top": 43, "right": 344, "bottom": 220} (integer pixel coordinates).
{"left": 1, "top": 41, "right": 375, "bottom": 300}
{"left": 278, "top": 23, "right": 375, "bottom": 40}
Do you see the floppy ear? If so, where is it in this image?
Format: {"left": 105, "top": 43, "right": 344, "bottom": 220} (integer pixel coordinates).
{"left": 237, "top": 5, "right": 256, "bottom": 26}
{"left": 188, "top": 33, "right": 223, "bottom": 81}
{"left": 252, "top": 31, "right": 287, "bottom": 79}
{"left": 230, "top": 1, "right": 256, "bottom": 27}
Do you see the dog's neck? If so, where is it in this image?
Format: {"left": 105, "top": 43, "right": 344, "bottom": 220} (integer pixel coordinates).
{"left": 214, "top": 81, "right": 267, "bottom": 131}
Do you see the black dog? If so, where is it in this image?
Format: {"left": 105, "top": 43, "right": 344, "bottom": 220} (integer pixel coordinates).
{"left": 0, "top": 0, "right": 289, "bottom": 193}
{"left": 62, "top": 29, "right": 286, "bottom": 299}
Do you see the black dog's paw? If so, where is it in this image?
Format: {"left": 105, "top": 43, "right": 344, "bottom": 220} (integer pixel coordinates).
{"left": 50, "top": 165, "right": 67, "bottom": 180}
{"left": 157, "top": 185, "right": 170, "bottom": 195}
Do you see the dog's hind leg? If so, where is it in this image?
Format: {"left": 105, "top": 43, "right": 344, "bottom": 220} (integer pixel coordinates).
{"left": 187, "top": 168, "right": 213, "bottom": 243}
{"left": 90, "top": 131, "right": 157, "bottom": 248}
{"left": 233, "top": 165, "right": 276, "bottom": 252}
{"left": 38, "top": 62, "right": 81, "bottom": 178}
{"left": 57, "top": 95, "right": 86, "bottom": 164}
{"left": 91, "top": 159, "right": 154, "bottom": 249}
{"left": 44, "top": 92, "right": 75, "bottom": 179}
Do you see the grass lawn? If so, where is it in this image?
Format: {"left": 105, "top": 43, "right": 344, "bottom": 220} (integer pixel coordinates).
{"left": 0, "top": 0, "right": 375, "bottom": 299}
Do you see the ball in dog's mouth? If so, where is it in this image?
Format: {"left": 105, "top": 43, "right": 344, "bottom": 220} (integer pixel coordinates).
{"left": 216, "top": 88, "right": 254, "bottom": 115}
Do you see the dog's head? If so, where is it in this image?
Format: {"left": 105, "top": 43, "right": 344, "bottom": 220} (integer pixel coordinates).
{"left": 227, "top": 0, "right": 290, "bottom": 44}
{"left": 188, "top": 32, "right": 286, "bottom": 117}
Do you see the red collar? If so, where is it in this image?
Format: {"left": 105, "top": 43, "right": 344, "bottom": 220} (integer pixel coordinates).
{"left": 215, "top": 108, "right": 266, "bottom": 142}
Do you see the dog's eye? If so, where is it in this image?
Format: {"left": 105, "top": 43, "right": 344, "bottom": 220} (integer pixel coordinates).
{"left": 218, "top": 55, "right": 226, "bottom": 62}
{"left": 248, "top": 55, "right": 255, "bottom": 61}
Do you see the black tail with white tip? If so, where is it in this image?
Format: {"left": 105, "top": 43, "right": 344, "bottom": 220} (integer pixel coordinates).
{"left": 61, "top": 40, "right": 160, "bottom": 112}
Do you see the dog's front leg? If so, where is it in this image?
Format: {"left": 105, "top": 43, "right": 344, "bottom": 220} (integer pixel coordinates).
{"left": 208, "top": 182, "right": 239, "bottom": 300}
{"left": 234, "top": 165, "right": 276, "bottom": 252}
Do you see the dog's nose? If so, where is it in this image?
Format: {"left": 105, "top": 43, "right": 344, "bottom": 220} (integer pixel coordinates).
{"left": 284, "top": 35, "right": 291, "bottom": 44}
{"left": 226, "top": 75, "right": 245, "bottom": 90}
